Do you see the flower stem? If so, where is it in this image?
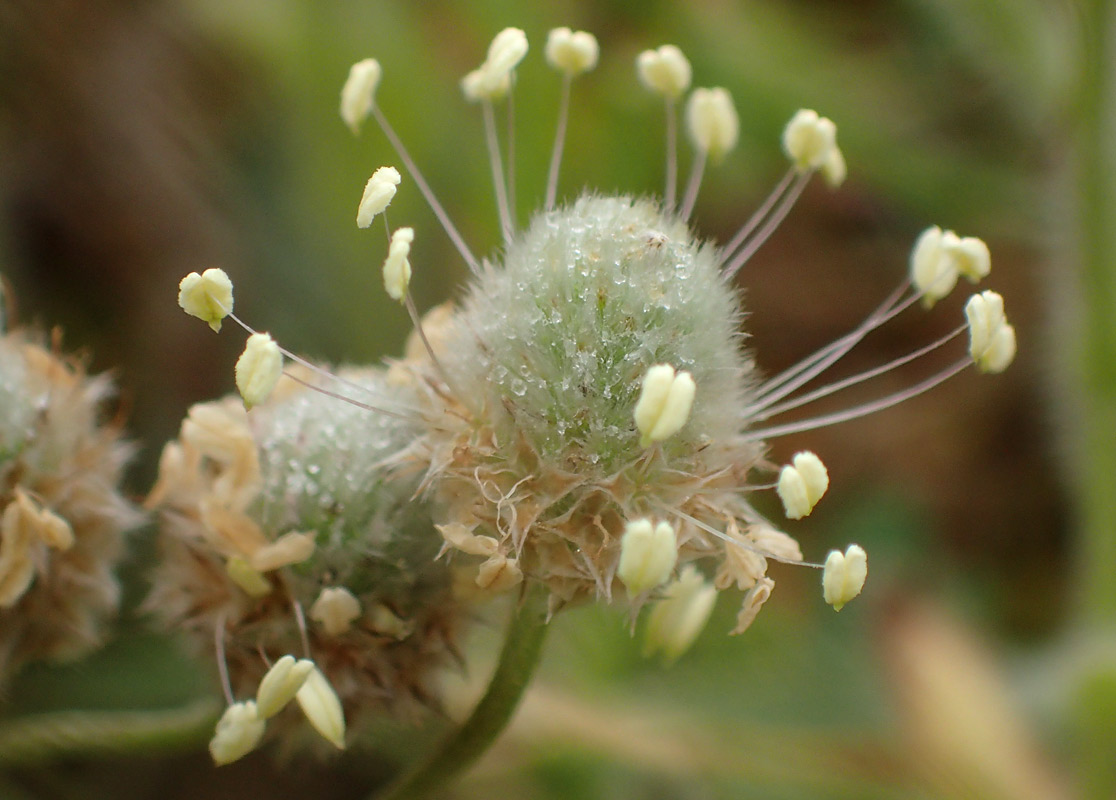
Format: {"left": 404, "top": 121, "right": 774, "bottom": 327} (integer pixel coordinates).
{"left": 0, "top": 699, "right": 219, "bottom": 766}
{"left": 376, "top": 582, "right": 550, "bottom": 800}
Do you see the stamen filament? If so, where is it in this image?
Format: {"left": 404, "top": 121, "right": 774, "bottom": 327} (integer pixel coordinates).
{"left": 661, "top": 505, "right": 822, "bottom": 568}
{"left": 679, "top": 149, "right": 707, "bottom": 221}
{"left": 371, "top": 106, "right": 480, "bottom": 275}
{"left": 506, "top": 88, "right": 517, "bottom": 230}
{"left": 280, "top": 371, "right": 414, "bottom": 421}
{"left": 664, "top": 98, "right": 678, "bottom": 210}
{"left": 292, "top": 598, "right": 311, "bottom": 659}
{"left": 753, "top": 323, "right": 967, "bottom": 421}
{"left": 545, "top": 75, "right": 573, "bottom": 211}
{"left": 719, "top": 167, "right": 796, "bottom": 266}
{"left": 214, "top": 612, "right": 233, "bottom": 706}
{"left": 482, "top": 101, "right": 514, "bottom": 244}
{"left": 402, "top": 290, "right": 471, "bottom": 408}
{"left": 744, "top": 357, "right": 972, "bottom": 441}
{"left": 724, "top": 170, "right": 812, "bottom": 278}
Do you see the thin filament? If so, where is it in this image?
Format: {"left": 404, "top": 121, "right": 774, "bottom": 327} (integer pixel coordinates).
{"left": 679, "top": 149, "right": 707, "bottom": 221}
{"left": 545, "top": 75, "right": 573, "bottom": 211}
{"left": 664, "top": 97, "right": 678, "bottom": 210}
{"left": 482, "top": 100, "right": 514, "bottom": 244}
{"left": 214, "top": 612, "right": 233, "bottom": 706}
{"left": 744, "top": 357, "right": 972, "bottom": 441}
{"left": 371, "top": 105, "right": 480, "bottom": 275}
{"left": 723, "top": 170, "right": 812, "bottom": 278}
{"left": 753, "top": 323, "right": 967, "bottom": 422}
{"left": 506, "top": 86, "right": 517, "bottom": 229}
{"left": 720, "top": 167, "right": 796, "bottom": 266}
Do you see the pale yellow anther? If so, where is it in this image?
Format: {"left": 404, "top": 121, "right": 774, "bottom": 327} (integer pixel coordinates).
{"left": 965, "top": 290, "right": 1016, "bottom": 374}
{"left": 910, "top": 225, "right": 960, "bottom": 306}
{"left": 357, "top": 166, "right": 401, "bottom": 228}
{"left": 685, "top": 87, "right": 739, "bottom": 163}
{"left": 633, "top": 364, "right": 696, "bottom": 447}
{"left": 340, "top": 58, "right": 382, "bottom": 135}
{"left": 0, "top": 497, "right": 35, "bottom": 607}
{"left": 248, "top": 531, "right": 316, "bottom": 572}
{"left": 256, "top": 655, "right": 315, "bottom": 719}
{"left": 462, "top": 68, "right": 510, "bottom": 102}
{"left": 953, "top": 236, "right": 991, "bottom": 283}
{"left": 476, "top": 553, "right": 523, "bottom": 592}
{"left": 730, "top": 576, "right": 774, "bottom": 635}
{"left": 821, "top": 145, "right": 847, "bottom": 188}
{"left": 209, "top": 701, "right": 266, "bottom": 766}
{"left": 296, "top": 667, "right": 346, "bottom": 750}
{"left": 382, "top": 227, "right": 413, "bottom": 302}
{"left": 437, "top": 523, "right": 499, "bottom": 557}
{"left": 776, "top": 451, "right": 829, "bottom": 520}
{"left": 178, "top": 268, "right": 233, "bottom": 332}
{"left": 235, "top": 333, "right": 283, "bottom": 410}
{"left": 822, "top": 543, "right": 868, "bottom": 611}
{"left": 13, "top": 488, "right": 73, "bottom": 551}
{"left": 463, "top": 28, "right": 528, "bottom": 102}
{"left": 617, "top": 518, "right": 677, "bottom": 595}
{"left": 310, "top": 586, "right": 362, "bottom": 636}
{"left": 545, "top": 28, "right": 599, "bottom": 76}
{"left": 782, "top": 109, "right": 838, "bottom": 172}
{"left": 636, "top": 45, "right": 692, "bottom": 99}
{"left": 643, "top": 565, "right": 717, "bottom": 663}
{"left": 226, "top": 556, "right": 271, "bottom": 597}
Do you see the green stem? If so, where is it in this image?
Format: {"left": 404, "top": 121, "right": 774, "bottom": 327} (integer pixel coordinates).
{"left": 376, "top": 582, "right": 550, "bottom": 800}
{"left": 0, "top": 698, "right": 219, "bottom": 767}
{"left": 1075, "top": 0, "right": 1116, "bottom": 627}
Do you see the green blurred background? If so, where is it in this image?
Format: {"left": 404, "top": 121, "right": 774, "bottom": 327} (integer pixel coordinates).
{"left": 1, "top": 0, "right": 1112, "bottom": 798}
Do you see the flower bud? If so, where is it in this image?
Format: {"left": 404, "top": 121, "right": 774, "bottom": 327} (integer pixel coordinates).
{"left": 782, "top": 109, "right": 838, "bottom": 172}
{"left": 822, "top": 544, "right": 867, "bottom": 611}
{"left": 776, "top": 451, "right": 829, "bottom": 520}
{"left": 340, "top": 58, "right": 382, "bottom": 135}
{"left": 633, "top": 364, "right": 696, "bottom": 447}
{"left": 357, "top": 166, "right": 401, "bottom": 228}
{"left": 209, "top": 701, "right": 266, "bottom": 765}
{"left": 686, "top": 87, "right": 739, "bottom": 163}
{"left": 643, "top": 565, "right": 717, "bottom": 663}
{"left": 235, "top": 332, "right": 283, "bottom": 410}
{"left": 617, "top": 518, "right": 677, "bottom": 595}
{"left": 965, "top": 290, "right": 1016, "bottom": 374}
{"left": 296, "top": 667, "right": 346, "bottom": 749}
{"left": 636, "top": 45, "right": 692, "bottom": 99}
{"left": 383, "top": 227, "right": 414, "bottom": 302}
{"left": 256, "top": 655, "right": 315, "bottom": 719}
{"left": 178, "top": 268, "right": 233, "bottom": 332}
{"left": 545, "top": 28, "right": 599, "bottom": 76}
{"left": 310, "top": 586, "right": 362, "bottom": 636}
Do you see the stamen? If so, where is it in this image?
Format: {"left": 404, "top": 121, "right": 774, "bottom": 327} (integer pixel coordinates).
{"left": 545, "top": 74, "right": 573, "bottom": 211}
{"left": 723, "top": 169, "right": 812, "bottom": 278}
{"left": 506, "top": 88, "right": 517, "bottom": 231}
{"left": 664, "top": 97, "right": 678, "bottom": 210}
{"left": 482, "top": 100, "right": 514, "bottom": 244}
{"left": 753, "top": 323, "right": 967, "bottom": 421}
{"left": 719, "top": 167, "right": 795, "bottom": 267}
{"left": 661, "top": 505, "right": 823, "bottom": 568}
{"left": 370, "top": 105, "right": 480, "bottom": 275}
{"left": 214, "top": 611, "right": 234, "bottom": 706}
{"left": 743, "top": 356, "right": 972, "bottom": 441}
{"left": 292, "top": 598, "right": 311, "bottom": 659}
{"left": 678, "top": 149, "right": 706, "bottom": 221}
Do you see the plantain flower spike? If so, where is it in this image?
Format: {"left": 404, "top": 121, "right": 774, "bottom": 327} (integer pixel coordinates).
{"left": 966, "top": 290, "right": 1016, "bottom": 374}
{"left": 617, "top": 518, "right": 677, "bottom": 595}
{"left": 357, "top": 166, "right": 401, "bottom": 228}
{"left": 686, "top": 87, "right": 739, "bottom": 163}
{"left": 633, "top": 364, "right": 696, "bottom": 447}
{"left": 340, "top": 58, "right": 382, "bottom": 135}
{"left": 822, "top": 544, "right": 868, "bottom": 611}
{"left": 235, "top": 332, "right": 283, "bottom": 410}
{"left": 178, "top": 268, "right": 233, "bottom": 332}
{"left": 545, "top": 27, "right": 599, "bottom": 76}
{"left": 636, "top": 44, "right": 691, "bottom": 99}
{"left": 776, "top": 451, "right": 829, "bottom": 520}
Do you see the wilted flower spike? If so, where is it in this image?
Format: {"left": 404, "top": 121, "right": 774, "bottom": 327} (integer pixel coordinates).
{"left": 966, "top": 291, "right": 1016, "bottom": 373}
{"left": 644, "top": 566, "right": 717, "bottom": 662}
{"left": 782, "top": 109, "right": 838, "bottom": 172}
{"left": 296, "top": 667, "right": 346, "bottom": 749}
{"left": 633, "top": 364, "right": 696, "bottom": 447}
{"left": 209, "top": 701, "right": 266, "bottom": 766}
{"left": 617, "top": 519, "right": 677, "bottom": 595}
{"left": 340, "top": 58, "right": 382, "bottom": 135}
{"left": 822, "top": 544, "right": 868, "bottom": 611}
{"left": 178, "top": 268, "right": 233, "bottom": 332}
{"left": 383, "top": 227, "right": 414, "bottom": 302}
{"left": 256, "top": 655, "right": 315, "bottom": 719}
{"left": 636, "top": 45, "right": 691, "bottom": 99}
{"left": 776, "top": 451, "right": 829, "bottom": 519}
{"left": 545, "top": 28, "right": 599, "bottom": 75}
{"left": 686, "top": 88, "right": 739, "bottom": 162}
{"left": 235, "top": 333, "right": 283, "bottom": 410}
{"left": 357, "top": 166, "right": 401, "bottom": 228}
